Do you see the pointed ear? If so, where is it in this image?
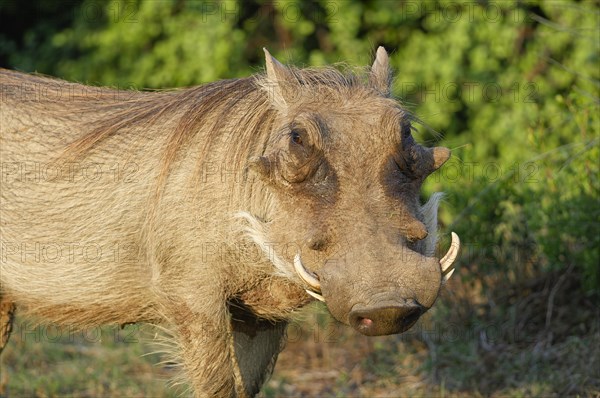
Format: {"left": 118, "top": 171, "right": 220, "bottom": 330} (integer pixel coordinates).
{"left": 263, "top": 48, "right": 295, "bottom": 110}
{"left": 431, "top": 147, "right": 451, "bottom": 170}
{"left": 264, "top": 48, "right": 290, "bottom": 84}
{"left": 369, "top": 46, "right": 391, "bottom": 95}
{"left": 415, "top": 146, "right": 451, "bottom": 179}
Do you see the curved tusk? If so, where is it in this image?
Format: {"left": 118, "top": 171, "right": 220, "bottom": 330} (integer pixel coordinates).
{"left": 305, "top": 289, "right": 325, "bottom": 302}
{"left": 294, "top": 253, "right": 322, "bottom": 291}
{"left": 440, "top": 232, "right": 460, "bottom": 276}
{"left": 442, "top": 268, "right": 455, "bottom": 284}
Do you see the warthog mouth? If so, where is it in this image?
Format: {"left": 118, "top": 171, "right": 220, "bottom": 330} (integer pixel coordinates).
{"left": 293, "top": 232, "right": 461, "bottom": 335}
{"left": 294, "top": 232, "right": 460, "bottom": 301}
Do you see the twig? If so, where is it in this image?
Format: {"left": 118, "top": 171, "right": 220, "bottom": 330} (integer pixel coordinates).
{"left": 545, "top": 263, "right": 575, "bottom": 329}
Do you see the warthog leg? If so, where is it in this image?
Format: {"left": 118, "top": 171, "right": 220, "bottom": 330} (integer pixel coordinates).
{"left": 0, "top": 297, "right": 15, "bottom": 354}
{"left": 169, "top": 302, "right": 238, "bottom": 398}
{"left": 228, "top": 298, "right": 287, "bottom": 397}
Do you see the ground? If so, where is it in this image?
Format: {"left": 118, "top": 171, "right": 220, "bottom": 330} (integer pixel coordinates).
{"left": 1, "top": 269, "right": 598, "bottom": 397}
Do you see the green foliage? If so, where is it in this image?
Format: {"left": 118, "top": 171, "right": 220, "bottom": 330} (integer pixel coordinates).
{"left": 1, "top": 0, "right": 598, "bottom": 292}
{"left": 418, "top": 2, "right": 600, "bottom": 291}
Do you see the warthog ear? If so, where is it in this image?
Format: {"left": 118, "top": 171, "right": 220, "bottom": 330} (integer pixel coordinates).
{"left": 263, "top": 48, "right": 295, "bottom": 110}
{"left": 431, "top": 147, "right": 451, "bottom": 170}
{"left": 369, "top": 46, "right": 392, "bottom": 96}
{"left": 417, "top": 147, "right": 451, "bottom": 179}
{"left": 406, "top": 146, "right": 451, "bottom": 180}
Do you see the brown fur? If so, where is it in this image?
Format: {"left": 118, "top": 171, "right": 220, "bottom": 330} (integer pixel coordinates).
{"left": 0, "top": 48, "right": 452, "bottom": 396}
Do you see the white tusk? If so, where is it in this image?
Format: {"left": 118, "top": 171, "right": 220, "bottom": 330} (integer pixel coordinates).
{"left": 293, "top": 253, "right": 322, "bottom": 291}
{"left": 305, "top": 289, "right": 325, "bottom": 302}
{"left": 442, "top": 268, "right": 455, "bottom": 284}
{"left": 440, "top": 232, "right": 460, "bottom": 276}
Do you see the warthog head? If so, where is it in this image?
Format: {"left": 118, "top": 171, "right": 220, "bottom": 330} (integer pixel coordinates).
{"left": 244, "top": 48, "right": 459, "bottom": 336}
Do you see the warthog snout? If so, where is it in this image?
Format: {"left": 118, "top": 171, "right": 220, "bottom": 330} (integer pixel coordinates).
{"left": 292, "top": 233, "right": 461, "bottom": 337}
{"left": 349, "top": 302, "right": 424, "bottom": 336}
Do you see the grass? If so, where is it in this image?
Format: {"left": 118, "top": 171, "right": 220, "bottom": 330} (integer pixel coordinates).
{"left": 1, "top": 268, "right": 598, "bottom": 397}
{"left": 0, "top": 322, "right": 176, "bottom": 397}
{"left": 261, "top": 300, "right": 599, "bottom": 397}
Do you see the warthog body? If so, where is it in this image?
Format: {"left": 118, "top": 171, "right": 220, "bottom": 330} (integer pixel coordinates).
{"left": 0, "top": 48, "right": 458, "bottom": 396}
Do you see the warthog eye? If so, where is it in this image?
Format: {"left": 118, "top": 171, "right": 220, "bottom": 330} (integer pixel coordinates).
{"left": 291, "top": 129, "right": 303, "bottom": 145}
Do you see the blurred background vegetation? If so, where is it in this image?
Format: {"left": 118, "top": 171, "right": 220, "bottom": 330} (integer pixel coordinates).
{"left": 1, "top": 0, "right": 598, "bottom": 396}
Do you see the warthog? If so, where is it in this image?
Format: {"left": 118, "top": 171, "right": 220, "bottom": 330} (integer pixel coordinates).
{"left": 0, "top": 47, "right": 459, "bottom": 396}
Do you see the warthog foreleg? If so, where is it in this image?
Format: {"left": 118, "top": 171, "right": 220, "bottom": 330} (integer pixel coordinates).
{"left": 170, "top": 299, "right": 287, "bottom": 398}
{"left": 228, "top": 299, "right": 287, "bottom": 397}
{"left": 171, "top": 303, "right": 238, "bottom": 398}
{"left": 0, "top": 296, "right": 15, "bottom": 354}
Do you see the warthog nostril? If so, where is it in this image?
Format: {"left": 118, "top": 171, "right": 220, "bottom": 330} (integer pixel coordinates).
{"left": 349, "top": 304, "right": 424, "bottom": 336}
